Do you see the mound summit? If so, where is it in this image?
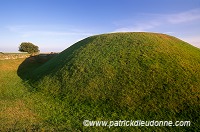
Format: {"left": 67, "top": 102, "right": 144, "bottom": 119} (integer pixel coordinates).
{"left": 24, "top": 32, "right": 199, "bottom": 130}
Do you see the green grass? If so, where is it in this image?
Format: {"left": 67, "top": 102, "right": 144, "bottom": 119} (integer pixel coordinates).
{"left": 1, "top": 32, "right": 200, "bottom": 131}
{"left": 0, "top": 59, "right": 37, "bottom": 130}
{"left": 0, "top": 59, "right": 67, "bottom": 131}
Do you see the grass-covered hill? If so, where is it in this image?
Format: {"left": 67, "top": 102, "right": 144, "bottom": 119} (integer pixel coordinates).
{"left": 20, "top": 32, "right": 200, "bottom": 131}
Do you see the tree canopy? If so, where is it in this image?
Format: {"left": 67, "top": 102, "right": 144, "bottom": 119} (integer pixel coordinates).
{"left": 19, "top": 42, "right": 39, "bottom": 55}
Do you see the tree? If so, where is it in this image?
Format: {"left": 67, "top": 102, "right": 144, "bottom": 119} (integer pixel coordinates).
{"left": 19, "top": 42, "right": 40, "bottom": 55}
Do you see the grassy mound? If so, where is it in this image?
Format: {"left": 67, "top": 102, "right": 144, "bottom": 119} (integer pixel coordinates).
{"left": 25, "top": 32, "right": 200, "bottom": 131}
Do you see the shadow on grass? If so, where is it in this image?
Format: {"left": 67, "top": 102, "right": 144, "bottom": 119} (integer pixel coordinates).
{"left": 17, "top": 53, "right": 58, "bottom": 91}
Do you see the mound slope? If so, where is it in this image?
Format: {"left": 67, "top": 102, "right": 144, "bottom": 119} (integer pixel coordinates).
{"left": 27, "top": 32, "right": 199, "bottom": 130}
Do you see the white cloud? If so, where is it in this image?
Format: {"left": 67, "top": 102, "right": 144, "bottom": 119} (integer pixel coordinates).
{"left": 114, "top": 8, "right": 200, "bottom": 32}
{"left": 20, "top": 31, "right": 92, "bottom": 38}
{"left": 6, "top": 25, "right": 93, "bottom": 38}
{"left": 114, "top": 21, "right": 160, "bottom": 32}
{"left": 167, "top": 9, "right": 200, "bottom": 24}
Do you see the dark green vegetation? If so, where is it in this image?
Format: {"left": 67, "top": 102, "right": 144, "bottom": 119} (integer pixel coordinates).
{"left": 1, "top": 32, "right": 200, "bottom": 131}
{"left": 18, "top": 53, "right": 57, "bottom": 80}
{"left": 19, "top": 42, "right": 40, "bottom": 55}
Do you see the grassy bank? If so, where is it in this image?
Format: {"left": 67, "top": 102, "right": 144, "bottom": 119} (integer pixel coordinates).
{"left": 0, "top": 32, "right": 200, "bottom": 131}
{"left": 20, "top": 32, "right": 200, "bottom": 131}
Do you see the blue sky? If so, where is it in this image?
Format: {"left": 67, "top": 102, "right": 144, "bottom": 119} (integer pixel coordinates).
{"left": 0, "top": 0, "right": 200, "bottom": 52}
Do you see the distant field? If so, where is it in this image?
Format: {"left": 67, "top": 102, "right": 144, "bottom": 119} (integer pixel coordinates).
{"left": 0, "top": 52, "right": 29, "bottom": 55}
{"left": 0, "top": 53, "right": 29, "bottom": 60}
{"left": 0, "top": 52, "right": 58, "bottom": 60}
